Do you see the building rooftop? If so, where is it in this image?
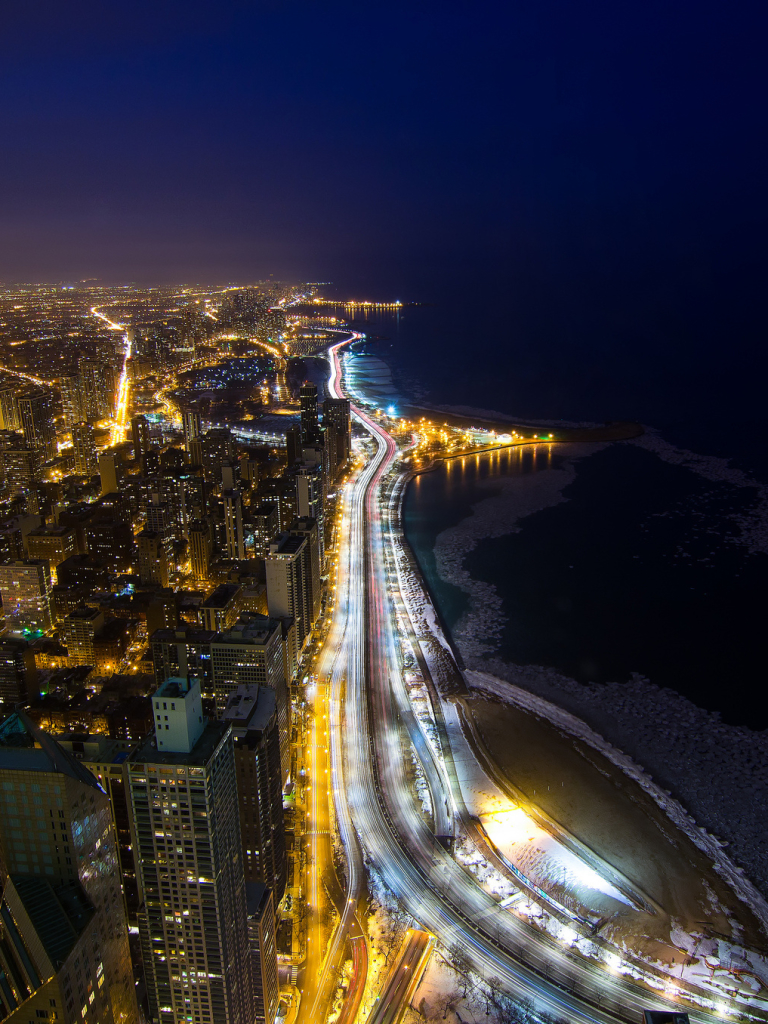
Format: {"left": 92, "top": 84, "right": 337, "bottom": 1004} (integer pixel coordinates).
{"left": 129, "top": 719, "right": 229, "bottom": 768}
{"left": 222, "top": 685, "right": 276, "bottom": 734}
{"left": 7, "top": 875, "right": 95, "bottom": 968}
{"left": 0, "top": 712, "right": 102, "bottom": 789}
{"left": 201, "top": 583, "right": 242, "bottom": 610}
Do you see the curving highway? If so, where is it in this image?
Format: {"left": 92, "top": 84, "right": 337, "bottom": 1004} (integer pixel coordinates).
{"left": 323, "top": 333, "right": 732, "bottom": 1024}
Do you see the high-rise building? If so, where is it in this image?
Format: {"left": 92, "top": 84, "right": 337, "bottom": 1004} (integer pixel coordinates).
{"left": 210, "top": 622, "right": 289, "bottom": 776}
{"left": 246, "top": 885, "right": 279, "bottom": 1024}
{"left": 0, "top": 637, "right": 37, "bottom": 705}
{"left": 257, "top": 476, "right": 297, "bottom": 533}
{"left": 0, "top": 712, "right": 138, "bottom": 1024}
{"left": 138, "top": 530, "right": 169, "bottom": 587}
{"left": 0, "top": 560, "right": 54, "bottom": 635}
{"left": 323, "top": 397, "right": 351, "bottom": 479}
{"left": 294, "top": 463, "right": 325, "bottom": 562}
{"left": 223, "top": 489, "right": 245, "bottom": 560}
{"left": 200, "top": 584, "right": 243, "bottom": 632}
{"left": 285, "top": 425, "right": 302, "bottom": 467}
{"left": 191, "top": 429, "right": 236, "bottom": 484}
{"left": 59, "top": 374, "right": 86, "bottom": 428}
{"left": 85, "top": 517, "right": 135, "bottom": 572}
{"left": 126, "top": 678, "right": 256, "bottom": 1024}
{"left": 222, "top": 685, "right": 287, "bottom": 903}
{"left": 188, "top": 519, "right": 212, "bottom": 580}
{"left": 25, "top": 524, "right": 79, "bottom": 582}
{"left": 288, "top": 517, "right": 322, "bottom": 627}
{"left": 0, "top": 440, "right": 40, "bottom": 496}
{"left": 299, "top": 381, "right": 320, "bottom": 445}
{"left": 60, "top": 607, "right": 105, "bottom": 666}
{"left": 54, "top": 733, "right": 140, "bottom": 922}
{"left": 131, "top": 413, "right": 151, "bottom": 461}
{"left": 251, "top": 504, "right": 279, "bottom": 559}
{"left": 79, "top": 358, "right": 115, "bottom": 420}
{"left": 17, "top": 390, "right": 57, "bottom": 463}
{"left": 0, "top": 384, "right": 21, "bottom": 430}
{"left": 182, "top": 407, "right": 202, "bottom": 451}
{"left": 98, "top": 449, "right": 124, "bottom": 495}
{"left": 265, "top": 534, "right": 308, "bottom": 663}
{"left": 72, "top": 421, "right": 98, "bottom": 476}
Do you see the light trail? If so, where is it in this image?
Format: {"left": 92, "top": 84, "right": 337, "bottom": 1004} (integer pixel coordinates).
{"left": 322, "top": 330, "right": 731, "bottom": 1024}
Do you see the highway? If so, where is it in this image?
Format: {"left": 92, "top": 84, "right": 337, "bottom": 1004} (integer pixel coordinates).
{"left": 323, "top": 333, "right": 731, "bottom": 1024}
{"left": 366, "top": 930, "right": 432, "bottom": 1024}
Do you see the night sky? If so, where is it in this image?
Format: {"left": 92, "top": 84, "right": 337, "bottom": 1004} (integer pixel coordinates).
{"left": 2, "top": 1, "right": 767, "bottom": 434}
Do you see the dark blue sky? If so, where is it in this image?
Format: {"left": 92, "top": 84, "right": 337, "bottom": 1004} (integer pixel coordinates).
{"left": 1, "top": 0, "right": 766, "bottom": 435}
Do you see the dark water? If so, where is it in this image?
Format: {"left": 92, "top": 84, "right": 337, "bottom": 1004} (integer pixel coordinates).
{"left": 322, "top": 302, "right": 768, "bottom": 726}
{"left": 403, "top": 442, "right": 767, "bottom": 727}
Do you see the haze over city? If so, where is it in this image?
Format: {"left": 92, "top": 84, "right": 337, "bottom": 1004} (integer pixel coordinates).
{"left": 0, "top": 5, "right": 766, "bottom": 1024}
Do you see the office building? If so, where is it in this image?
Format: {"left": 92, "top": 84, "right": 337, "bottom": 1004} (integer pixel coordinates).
{"left": 182, "top": 407, "right": 202, "bottom": 451}
{"left": 17, "top": 390, "right": 57, "bottom": 463}
{"left": 0, "top": 637, "right": 37, "bottom": 705}
{"left": 72, "top": 421, "right": 98, "bottom": 476}
{"left": 138, "top": 530, "right": 169, "bottom": 587}
{"left": 0, "top": 712, "right": 137, "bottom": 1024}
{"left": 246, "top": 884, "right": 279, "bottom": 1024}
{"left": 223, "top": 685, "right": 287, "bottom": 902}
{"left": 299, "top": 381, "right": 320, "bottom": 445}
{"left": 126, "top": 678, "right": 256, "bottom": 1024}
{"left": 55, "top": 733, "right": 139, "bottom": 921}
{"left": 0, "top": 560, "right": 54, "bottom": 635}
{"left": 131, "top": 413, "right": 152, "bottom": 461}
{"left": 188, "top": 519, "right": 212, "bottom": 580}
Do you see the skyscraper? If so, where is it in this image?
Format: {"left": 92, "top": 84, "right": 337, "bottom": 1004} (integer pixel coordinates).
{"left": 72, "top": 421, "right": 98, "bottom": 476}
{"left": 323, "top": 397, "right": 351, "bottom": 480}
{"left": 126, "top": 678, "right": 256, "bottom": 1024}
{"left": 294, "top": 463, "right": 324, "bottom": 562}
{"left": 223, "top": 489, "right": 245, "bottom": 561}
{"left": 17, "top": 390, "right": 57, "bottom": 463}
{"left": 299, "top": 381, "right": 320, "bottom": 446}
{"left": 265, "top": 534, "right": 308, "bottom": 664}
{"left": 138, "top": 530, "right": 170, "bottom": 587}
{"left": 246, "top": 886, "right": 279, "bottom": 1024}
{"left": 188, "top": 519, "right": 212, "bottom": 580}
{"left": 0, "top": 712, "right": 137, "bottom": 1024}
{"left": 0, "top": 384, "right": 21, "bottom": 431}
{"left": 285, "top": 425, "right": 302, "bottom": 467}
{"left": 182, "top": 407, "right": 202, "bottom": 451}
{"left": 288, "top": 517, "right": 322, "bottom": 628}
{"left": 59, "top": 375, "right": 86, "bottom": 428}
{"left": 0, "top": 560, "right": 54, "bottom": 635}
{"left": 131, "top": 413, "right": 151, "bottom": 461}
{"left": 222, "top": 685, "right": 287, "bottom": 903}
